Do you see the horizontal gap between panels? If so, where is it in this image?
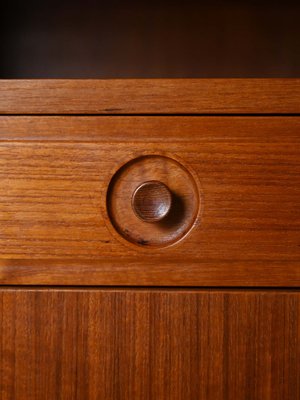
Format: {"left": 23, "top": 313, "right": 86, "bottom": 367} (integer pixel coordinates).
{"left": 0, "top": 285, "right": 299, "bottom": 292}
{"left": 0, "top": 113, "right": 300, "bottom": 117}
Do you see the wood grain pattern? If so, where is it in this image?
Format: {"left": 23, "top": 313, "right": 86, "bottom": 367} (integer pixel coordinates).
{"left": 0, "top": 79, "right": 299, "bottom": 115}
{"left": 0, "top": 288, "right": 299, "bottom": 400}
{"left": 0, "top": 116, "right": 299, "bottom": 286}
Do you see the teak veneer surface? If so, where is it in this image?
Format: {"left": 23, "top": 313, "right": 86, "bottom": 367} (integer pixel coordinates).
{"left": 0, "top": 79, "right": 299, "bottom": 114}
{"left": 1, "top": 80, "right": 299, "bottom": 400}
{"left": 0, "top": 116, "right": 299, "bottom": 286}
{"left": 0, "top": 288, "right": 299, "bottom": 400}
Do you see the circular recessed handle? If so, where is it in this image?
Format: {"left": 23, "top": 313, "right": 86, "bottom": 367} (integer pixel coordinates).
{"left": 132, "top": 180, "right": 172, "bottom": 223}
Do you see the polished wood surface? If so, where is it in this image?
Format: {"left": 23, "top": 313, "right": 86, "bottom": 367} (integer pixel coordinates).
{"left": 0, "top": 116, "right": 299, "bottom": 286}
{"left": 0, "top": 80, "right": 299, "bottom": 400}
{"left": 1, "top": 115, "right": 298, "bottom": 141}
{"left": 0, "top": 79, "right": 300, "bottom": 115}
{"left": 0, "top": 288, "right": 299, "bottom": 400}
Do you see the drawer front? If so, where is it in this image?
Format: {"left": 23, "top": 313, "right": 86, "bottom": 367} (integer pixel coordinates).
{"left": 1, "top": 288, "right": 300, "bottom": 400}
{"left": 0, "top": 116, "right": 299, "bottom": 286}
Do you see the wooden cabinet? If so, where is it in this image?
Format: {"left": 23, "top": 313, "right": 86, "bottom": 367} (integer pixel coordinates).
{"left": 0, "top": 80, "right": 299, "bottom": 399}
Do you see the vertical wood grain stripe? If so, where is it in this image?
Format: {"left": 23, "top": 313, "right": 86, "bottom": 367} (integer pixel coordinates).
{"left": 0, "top": 288, "right": 299, "bottom": 400}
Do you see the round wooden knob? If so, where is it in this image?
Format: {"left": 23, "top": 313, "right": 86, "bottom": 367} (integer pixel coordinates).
{"left": 132, "top": 180, "right": 172, "bottom": 223}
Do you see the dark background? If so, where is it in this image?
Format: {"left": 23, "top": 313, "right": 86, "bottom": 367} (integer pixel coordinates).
{"left": 1, "top": 0, "right": 300, "bottom": 78}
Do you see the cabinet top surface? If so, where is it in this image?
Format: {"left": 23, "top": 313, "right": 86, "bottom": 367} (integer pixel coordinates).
{"left": 0, "top": 79, "right": 299, "bottom": 115}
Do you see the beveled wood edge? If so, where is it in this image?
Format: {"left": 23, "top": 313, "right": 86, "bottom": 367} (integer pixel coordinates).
{"left": 0, "top": 79, "right": 299, "bottom": 115}
{"left": 0, "top": 260, "right": 299, "bottom": 286}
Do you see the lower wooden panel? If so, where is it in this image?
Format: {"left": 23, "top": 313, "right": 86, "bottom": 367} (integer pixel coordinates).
{"left": 0, "top": 289, "right": 299, "bottom": 400}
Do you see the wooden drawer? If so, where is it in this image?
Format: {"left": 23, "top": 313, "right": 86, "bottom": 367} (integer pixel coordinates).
{"left": 1, "top": 288, "right": 300, "bottom": 400}
{"left": 0, "top": 115, "right": 299, "bottom": 286}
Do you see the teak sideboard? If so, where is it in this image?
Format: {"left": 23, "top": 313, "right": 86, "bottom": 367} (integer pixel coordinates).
{"left": 0, "top": 79, "right": 300, "bottom": 400}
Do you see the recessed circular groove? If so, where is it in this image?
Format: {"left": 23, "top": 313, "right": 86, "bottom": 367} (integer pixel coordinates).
{"left": 106, "top": 154, "right": 201, "bottom": 248}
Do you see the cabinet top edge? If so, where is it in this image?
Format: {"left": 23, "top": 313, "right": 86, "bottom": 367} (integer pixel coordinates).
{"left": 0, "top": 79, "right": 299, "bottom": 115}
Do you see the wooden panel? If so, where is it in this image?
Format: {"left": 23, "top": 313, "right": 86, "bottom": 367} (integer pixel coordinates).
{"left": 0, "top": 288, "right": 299, "bottom": 400}
{"left": 0, "top": 79, "right": 300, "bottom": 115}
{"left": 0, "top": 116, "right": 299, "bottom": 286}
